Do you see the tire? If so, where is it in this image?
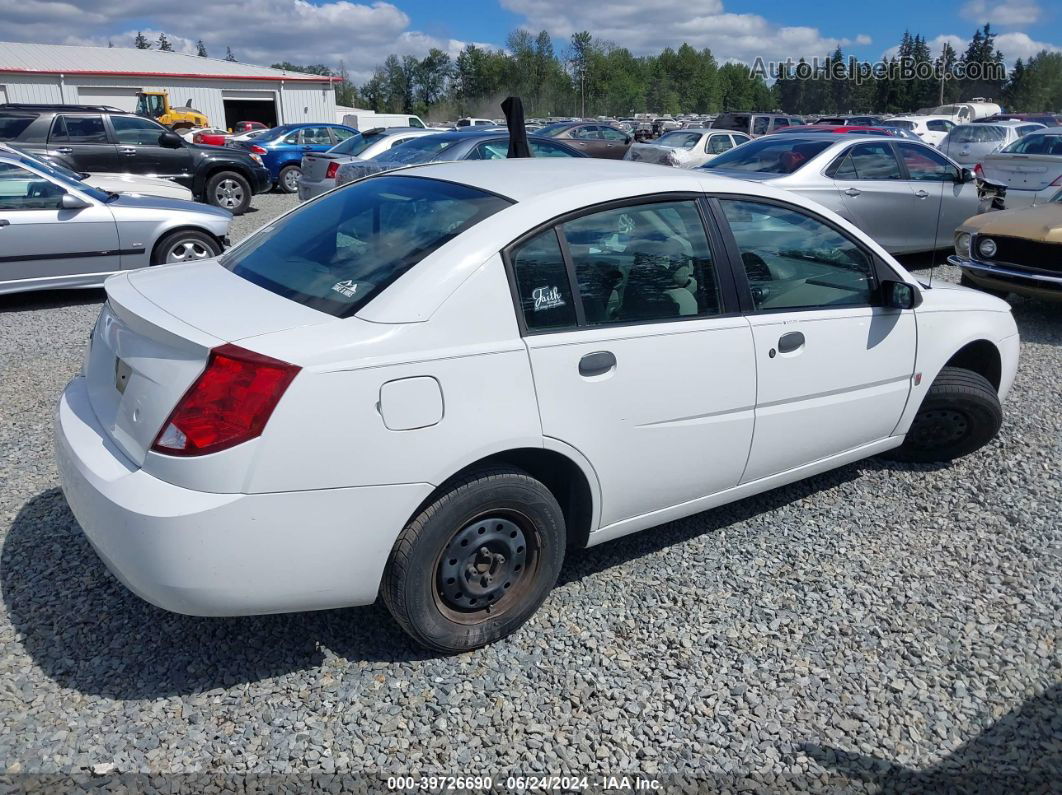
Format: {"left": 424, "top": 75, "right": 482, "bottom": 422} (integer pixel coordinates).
{"left": 888, "top": 366, "right": 1003, "bottom": 463}
{"left": 277, "top": 164, "right": 301, "bottom": 194}
{"left": 205, "top": 171, "right": 252, "bottom": 215}
{"left": 151, "top": 229, "right": 222, "bottom": 265}
{"left": 381, "top": 468, "right": 566, "bottom": 653}
{"left": 960, "top": 272, "right": 1009, "bottom": 299}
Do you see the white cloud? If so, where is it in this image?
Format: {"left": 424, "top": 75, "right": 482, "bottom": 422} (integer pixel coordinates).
{"left": 855, "top": 34, "right": 873, "bottom": 46}
{"left": 882, "top": 31, "right": 1060, "bottom": 65}
{"left": 500, "top": 0, "right": 865, "bottom": 63}
{"left": 0, "top": 0, "right": 475, "bottom": 82}
{"left": 961, "top": 0, "right": 1041, "bottom": 26}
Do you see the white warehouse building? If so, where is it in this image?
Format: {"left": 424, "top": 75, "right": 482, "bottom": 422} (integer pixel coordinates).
{"left": 0, "top": 41, "right": 337, "bottom": 129}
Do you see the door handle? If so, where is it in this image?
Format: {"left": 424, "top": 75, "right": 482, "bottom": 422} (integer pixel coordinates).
{"left": 579, "top": 351, "right": 616, "bottom": 377}
{"left": 55, "top": 147, "right": 73, "bottom": 154}
{"left": 914, "top": 189, "right": 930, "bottom": 198}
{"left": 777, "top": 331, "right": 805, "bottom": 354}
{"left": 119, "top": 147, "right": 137, "bottom": 155}
{"left": 844, "top": 187, "right": 861, "bottom": 196}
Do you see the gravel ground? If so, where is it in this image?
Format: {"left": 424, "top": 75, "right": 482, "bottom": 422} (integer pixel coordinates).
{"left": 0, "top": 193, "right": 1058, "bottom": 790}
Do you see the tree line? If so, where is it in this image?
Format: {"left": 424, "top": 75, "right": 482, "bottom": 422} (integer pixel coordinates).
{"left": 128, "top": 24, "right": 1061, "bottom": 118}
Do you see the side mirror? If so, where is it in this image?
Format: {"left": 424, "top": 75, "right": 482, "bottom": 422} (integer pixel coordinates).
{"left": 60, "top": 192, "right": 90, "bottom": 210}
{"left": 159, "top": 131, "right": 183, "bottom": 148}
{"left": 960, "top": 167, "right": 976, "bottom": 183}
{"left": 882, "top": 280, "right": 921, "bottom": 309}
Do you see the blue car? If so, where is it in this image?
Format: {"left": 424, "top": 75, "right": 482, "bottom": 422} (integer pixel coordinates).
{"left": 231, "top": 123, "right": 358, "bottom": 193}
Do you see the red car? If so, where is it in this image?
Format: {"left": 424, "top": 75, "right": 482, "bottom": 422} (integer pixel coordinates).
{"left": 233, "top": 121, "right": 269, "bottom": 134}
{"left": 192, "top": 128, "right": 230, "bottom": 146}
{"left": 771, "top": 124, "right": 899, "bottom": 136}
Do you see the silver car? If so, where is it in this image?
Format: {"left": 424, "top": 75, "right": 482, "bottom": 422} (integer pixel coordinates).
{"left": 977, "top": 127, "right": 1062, "bottom": 210}
{"left": 702, "top": 133, "right": 979, "bottom": 254}
{"left": 297, "top": 127, "right": 438, "bottom": 201}
{"left": 0, "top": 148, "right": 231, "bottom": 296}
{"left": 939, "top": 121, "right": 1045, "bottom": 166}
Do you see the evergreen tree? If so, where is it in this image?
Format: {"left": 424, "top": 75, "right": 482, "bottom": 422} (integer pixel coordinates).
{"left": 196, "top": 40, "right": 208, "bottom": 58}
{"left": 225, "top": 47, "right": 237, "bottom": 62}
{"left": 157, "top": 33, "right": 173, "bottom": 52}
{"left": 134, "top": 32, "right": 151, "bottom": 50}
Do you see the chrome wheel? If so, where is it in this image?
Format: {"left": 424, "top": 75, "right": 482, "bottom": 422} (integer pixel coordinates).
{"left": 213, "top": 178, "right": 244, "bottom": 210}
{"left": 164, "top": 239, "right": 214, "bottom": 263}
{"left": 282, "top": 168, "right": 301, "bottom": 192}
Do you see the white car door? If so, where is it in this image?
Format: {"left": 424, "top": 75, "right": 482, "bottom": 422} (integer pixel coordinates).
{"left": 0, "top": 162, "right": 120, "bottom": 287}
{"left": 715, "top": 197, "right": 916, "bottom": 482}
{"left": 509, "top": 197, "right": 756, "bottom": 528}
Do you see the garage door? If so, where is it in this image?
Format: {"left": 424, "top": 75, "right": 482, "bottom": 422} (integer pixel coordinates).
{"left": 77, "top": 87, "right": 140, "bottom": 112}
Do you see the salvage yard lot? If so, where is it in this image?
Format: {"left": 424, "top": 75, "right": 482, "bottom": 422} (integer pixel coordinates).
{"left": 0, "top": 193, "right": 1058, "bottom": 787}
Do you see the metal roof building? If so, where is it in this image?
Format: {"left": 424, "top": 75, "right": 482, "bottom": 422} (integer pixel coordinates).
{"left": 0, "top": 41, "right": 337, "bottom": 129}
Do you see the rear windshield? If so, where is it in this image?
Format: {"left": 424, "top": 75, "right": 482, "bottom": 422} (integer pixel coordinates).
{"left": 0, "top": 114, "right": 36, "bottom": 139}
{"left": 371, "top": 136, "right": 458, "bottom": 165}
{"left": 656, "top": 131, "right": 702, "bottom": 149}
{"left": 948, "top": 125, "right": 1005, "bottom": 143}
{"left": 1001, "top": 133, "right": 1062, "bottom": 155}
{"left": 221, "top": 175, "right": 511, "bottom": 317}
{"left": 702, "top": 137, "right": 832, "bottom": 174}
{"left": 329, "top": 131, "right": 382, "bottom": 157}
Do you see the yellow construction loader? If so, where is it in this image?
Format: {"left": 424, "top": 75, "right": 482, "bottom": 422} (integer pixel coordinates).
{"left": 135, "top": 90, "right": 209, "bottom": 131}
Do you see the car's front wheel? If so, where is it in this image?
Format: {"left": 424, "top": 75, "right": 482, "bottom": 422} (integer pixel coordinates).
{"left": 277, "top": 165, "right": 301, "bottom": 194}
{"left": 205, "top": 171, "right": 252, "bottom": 215}
{"left": 888, "top": 366, "right": 1003, "bottom": 462}
{"left": 381, "top": 468, "right": 566, "bottom": 653}
{"left": 151, "top": 229, "right": 222, "bottom": 265}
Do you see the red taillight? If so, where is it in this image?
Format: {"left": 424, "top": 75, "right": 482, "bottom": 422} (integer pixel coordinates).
{"left": 249, "top": 144, "right": 268, "bottom": 155}
{"left": 974, "top": 163, "right": 984, "bottom": 178}
{"left": 325, "top": 161, "right": 340, "bottom": 179}
{"left": 151, "top": 344, "right": 300, "bottom": 457}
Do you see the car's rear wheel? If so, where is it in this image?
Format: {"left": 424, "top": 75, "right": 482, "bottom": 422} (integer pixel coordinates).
{"left": 205, "top": 171, "right": 251, "bottom": 215}
{"left": 151, "top": 229, "right": 221, "bottom": 265}
{"left": 381, "top": 468, "right": 565, "bottom": 653}
{"left": 277, "top": 165, "right": 302, "bottom": 194}
{"left": 887, "top": 366, "right": 1003, "bottom": 462}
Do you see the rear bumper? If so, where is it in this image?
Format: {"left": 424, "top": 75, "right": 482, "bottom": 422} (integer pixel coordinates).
{"left": 297, "top": 178, "right": 332, "bottom": 202}
{"left": 55, "top": 376, "right": 432, "bottom": 617}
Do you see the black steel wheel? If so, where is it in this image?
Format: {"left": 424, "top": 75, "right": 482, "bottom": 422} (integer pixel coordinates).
{"left": 382, "top": 468, "right": 565, "bottom": 653}
{"left": 885, "top": 366, "right": 1003, "bottom": 463}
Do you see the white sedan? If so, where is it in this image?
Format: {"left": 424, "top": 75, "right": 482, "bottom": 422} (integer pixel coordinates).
{"left": 55, "top": 159, "right": 1019, "bottom": 652}
{"left": 624, "top": 129, "right": 751, "bottom": 168}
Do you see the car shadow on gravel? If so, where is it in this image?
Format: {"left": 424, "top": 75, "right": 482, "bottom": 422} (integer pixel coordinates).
{"left": 803, "top": 683, "right": 1061, "bottom": 792}
{"left": 1, "top": 489, "right": 434, "bottom": 699}
{"left": 0, "top": 288, "right": 105, "bottom": 313}
{"left": 1009, "top": 298, "right": 1062, "bottom": 346}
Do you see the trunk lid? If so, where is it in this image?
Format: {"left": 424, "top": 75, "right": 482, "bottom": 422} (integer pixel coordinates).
{"left": 300, "top": 152, "right": 355, "bottom": 183}
{"left": 86, "top": 262, "right": 334, "bottom": 466}
{"left": 981, "top": 154, "right": 1062, "bottom": 191}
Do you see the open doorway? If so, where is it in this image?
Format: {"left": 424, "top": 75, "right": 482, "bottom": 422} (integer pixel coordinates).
{"left": 222, "top": 93, "right": 278, "bottom": 131}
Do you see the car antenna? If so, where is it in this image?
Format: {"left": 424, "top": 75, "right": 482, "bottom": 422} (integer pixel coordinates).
{"left": 926, "top": 171, "right": 949, "bottom": 288}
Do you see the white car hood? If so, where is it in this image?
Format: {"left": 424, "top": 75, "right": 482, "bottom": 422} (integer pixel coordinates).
{"left": 83, "top": 172, "right": 193, "bottom": 201}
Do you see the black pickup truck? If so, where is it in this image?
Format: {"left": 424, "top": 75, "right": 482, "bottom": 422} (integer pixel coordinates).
{"left": 0, "top": 104, "right": 271, "bottom": 214}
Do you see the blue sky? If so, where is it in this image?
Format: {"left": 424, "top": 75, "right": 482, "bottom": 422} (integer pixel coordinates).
{"left": 2, "top": 0, "right": 1059, "bottom": 81}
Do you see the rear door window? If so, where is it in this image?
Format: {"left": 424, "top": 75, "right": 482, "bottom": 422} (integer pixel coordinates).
{"left": 222, "top": 175, "right": 511, "bottom": 317}
{"left": 829, "top": 142, "right": 902, "bottom": 180}
{"left": 0, "top": 114, "right": 37, "bottom": 139}
{"left": 110, "top": 115, "right": 167, "bottom": 145}
{"left": 50, "top": 115, "right": 108, "bottom": 143}
{"left": 509, "top": 230, "right": 578, "bottom": 330}
{"left": 705, "top": 134, "right": 732, "bottom": 154}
